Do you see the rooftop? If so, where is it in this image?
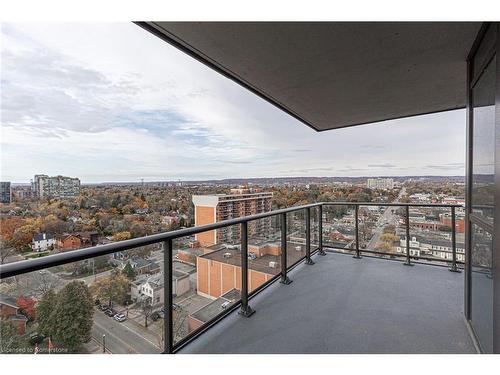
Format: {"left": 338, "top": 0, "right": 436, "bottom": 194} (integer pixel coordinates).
{"left": 199, "top": 243, "right": 306, "bottom": 274}
{"left": 180, "top": 252, "right": 476, "bottom": 353}
{"left": 189, "top": 289, "right": 241, "bottom": 324}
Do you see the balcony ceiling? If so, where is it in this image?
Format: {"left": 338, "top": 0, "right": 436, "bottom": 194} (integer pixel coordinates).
{"left": 140, "top": 22, "right": 481, "bottom": 131}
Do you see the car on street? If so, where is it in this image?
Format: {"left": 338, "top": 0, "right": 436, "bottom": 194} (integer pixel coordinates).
{"left": 114, "top": 313, "right": 126, "bottom": 322}
{"left": 151, "top": 310, "right": 164, "bottom": 321}
{"left": 104, "top": 308, "right": 116, "bottom": 317}
{"left": 98, "top": 304, "right": 109, "bottom": 311}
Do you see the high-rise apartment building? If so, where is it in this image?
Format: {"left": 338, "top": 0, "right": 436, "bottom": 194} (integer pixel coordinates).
{"left": 366, "top": 178, "right": 394, "bottom": 190}
{"left": 0, "top": 182, "right": 12, "bottom": 204}
{"left": 32, "top": 174, "right": 81, "bottom": 199}
{"left": 192, "top": 188, "right": 273, "bottom": 246}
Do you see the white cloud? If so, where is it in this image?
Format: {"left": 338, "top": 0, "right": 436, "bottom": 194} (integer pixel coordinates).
{"left": 1, "top": 23, "right": 466, "bottom": 182}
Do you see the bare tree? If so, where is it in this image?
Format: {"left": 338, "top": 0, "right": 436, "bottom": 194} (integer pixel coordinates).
{"left": 138, "top": 297, "right": 153, "bottom": 327}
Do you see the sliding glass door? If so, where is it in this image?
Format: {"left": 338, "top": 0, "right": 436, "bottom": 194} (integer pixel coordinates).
{"left": 466, "top": 24, "right": 498, "bottom": 354}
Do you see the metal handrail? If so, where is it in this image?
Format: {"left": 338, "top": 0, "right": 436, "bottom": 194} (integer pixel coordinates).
{"left": 0, "top": 201, "right": 462, "bottom": 278}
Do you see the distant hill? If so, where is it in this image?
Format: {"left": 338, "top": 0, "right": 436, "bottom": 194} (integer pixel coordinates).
{"left": 82, "top": 175, "right": 465, "bottom": 187}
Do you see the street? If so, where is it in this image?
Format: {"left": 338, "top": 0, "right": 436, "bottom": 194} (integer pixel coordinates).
{"left": 92, "top": 309, "right": 162, "bottom": 354}
{"left": 365, "top": 187, "right": 405, "bottom": 250}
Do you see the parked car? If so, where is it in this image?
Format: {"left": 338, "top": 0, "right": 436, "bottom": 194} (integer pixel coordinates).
{"left": 105, "top": 309, "right": 116, "bottom": 317}
{"left": 99, "top": 304, "right": 109, "bottom": 311}
{"left": 94, "top": 299, "right": 100, "bottom": 306}
{"left": 114, "top": 313, "right": 126, "bottom": 322}
{"left": 29, "top": 332, "right": 45, "bottom": 345}
{"left": 151, "top": 311, "right": 164, "bottom": 321}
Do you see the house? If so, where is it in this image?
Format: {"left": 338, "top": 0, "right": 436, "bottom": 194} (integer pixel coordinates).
{"left": 31, "top": 233, "right": 55, "bottom": 252}
{"left": 161, "top": 215, "right": 179, "bottom": 226}
{"left": 74, "top": 231, "right": 99, "bottom": 247}
{"left": 130, "top": 271, "right": 190, "bottom": 306}
{"left": 113, "top": 255, "right": 161, "bottom": 275}
{"left": 56, "top": 234, "right": 82, "bottom": 251}
{"left": 128, "top": 257, "right": 161, "bottom": 275}
{"left": 0, "top": 293, "right": 28, "bottom": 335}
{"left": 56, "top": 231, "right": 98, "bottom": 251}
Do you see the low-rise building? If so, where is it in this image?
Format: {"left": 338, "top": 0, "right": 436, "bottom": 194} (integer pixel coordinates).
{"left": 395, "top": 235, "right": 465, "bottom": 262}
{"left": 56, "top": 234, "right": 81, "bottom": 251}
{"left": 32, "top": 233, "right": 55, "bottom": 252}
{"left": 131, "top": 271, "right": 190, "bottom": 306}
{"left": 187, "top": 289, "right": 240, "bottom": 333}
{"left": 196, "top": 241, "right": 305, "bottom": 299}
{"left": 0, "top": 293, "right": 28, "bottom": 335}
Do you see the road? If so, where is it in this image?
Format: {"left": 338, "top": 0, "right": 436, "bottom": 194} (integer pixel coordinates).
{"left": 365, "top": 187, "right": 406, "bottom": 250}
{"left": 92, "top": 309, "right": 162, "bottom": 354}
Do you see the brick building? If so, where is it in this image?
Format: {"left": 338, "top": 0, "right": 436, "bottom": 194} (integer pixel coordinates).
{"left": 196, "top": 241, "right": 305, "bottom": 299}
{"left": 192, "top": 188, "right": 273, "bottom": 246}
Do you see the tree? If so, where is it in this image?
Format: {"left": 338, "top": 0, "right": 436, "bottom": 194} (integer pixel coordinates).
{"left": 0, "top": 216, "right": 26, "bottom": 242}
{"left": 139, "top": 297, "right": 153, "bottom": 328}
{"left": 90, "top": 272, "right": 130, "bottom": 307}
{"left": 129, "top": 221, "right": 147, "bottom": 238}
{"left": 0, "top": 243, "right": 19, "bottom": 264}
{"left": 36, "top": 289, "right": 57, "bottom": 337}
{"left": 122, "top": 261, "right": 136, "bottom": 280}
{"left": 11, "top": 225, "right": 36, "bottom": 252}
{"left": 50, "top": 281, "right": 93, "bottom": 352}
{"left": 112, "top": 231, "right": 131, "bottom": 242}
{"left": 0, "top": 321, "right": 27, "bottom": 354}
{"left": 33, "top": 271, "right": 58, "bottom": 295}
{"left": 16, "top": 296, "right": 36, "bottom": 321}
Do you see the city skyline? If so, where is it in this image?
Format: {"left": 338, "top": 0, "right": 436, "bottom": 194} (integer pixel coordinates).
{"left": 1, "top": 23, "right": 466, "bottom": 183}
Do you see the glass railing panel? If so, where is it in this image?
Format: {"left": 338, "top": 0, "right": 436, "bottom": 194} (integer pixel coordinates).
{"left": 322, "top": 204, "right": 355, "bottom": 253}
{"left": 286, "top": 209, "right": 307, "bottom": 267}
{"left": 358, "top": 205, "right": 404, "bottom": 259}
{"left": 406, "top": 206, "right": 463, "bottom": 267}
{"left": 246, "top": 216, "right": 281, "bottom": 293}
{"left": 172, "top": 223, "right": 241, "bottom": 346}
{"left": 470, "top": 223, "right": 493, "bottom": 353}
{"left": 0, "top": 245, "right": 164, "bottom": 354}
{"left": 310, "top": 206, "right": 320, "bottom": 249}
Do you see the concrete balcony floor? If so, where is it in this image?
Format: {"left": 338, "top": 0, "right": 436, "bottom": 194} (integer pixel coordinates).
{"left": 180, "top": 251, "right": 476, "bottom": 354}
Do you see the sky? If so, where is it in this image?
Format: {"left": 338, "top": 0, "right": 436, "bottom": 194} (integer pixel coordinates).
{"left": 1, "top": 23, "right": 466, "bottom": 183}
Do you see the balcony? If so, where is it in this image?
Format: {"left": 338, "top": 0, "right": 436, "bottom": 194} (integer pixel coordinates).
{"left": 179, "top": 251, "right": 474, "bottom": 354}
{"left": 0, "top": 201, "right": 475, "bottom": 354}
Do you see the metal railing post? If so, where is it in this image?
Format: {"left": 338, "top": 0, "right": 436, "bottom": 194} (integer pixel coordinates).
{"left": 305, "top": 207, "right": 314, "bottom": 265}
{"left": 280, "top": 213, "right": 292, "bottom": 284}
{"left": 163, "top": 239, "right": 173, "bottom": 353}
{"left": 318, "top": 204, "right": 326, "bottom": 256}
{"left": 449, "top": 206, "right": 461, "bottom": 273}
{"left": 239, "top": 221, "right": 255, "bottom": 317}
{"left": 403, "top": 205, "right": 414, "bottom": 266}
{"left": 353, "top": 204, "right": 362, "bottom": 259}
